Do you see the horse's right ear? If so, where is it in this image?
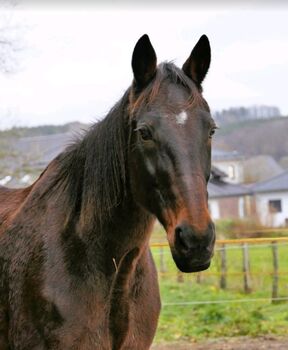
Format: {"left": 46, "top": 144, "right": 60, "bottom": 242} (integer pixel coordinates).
{"left": 132, "top": 34, "right": 157, "bottom": 89}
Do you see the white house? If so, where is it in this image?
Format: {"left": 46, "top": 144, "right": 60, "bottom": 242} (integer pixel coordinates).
{"left": 252, "top": 171, "right": 288, "bottom": 227}
{"left": 208, "top": 167, "right": 252, "bottom": 221}
{"left": 208, "top": 167, "right": 288, "bottom": 228}
{"left": 212, "top": 149, "right": 244, "bottom": 184}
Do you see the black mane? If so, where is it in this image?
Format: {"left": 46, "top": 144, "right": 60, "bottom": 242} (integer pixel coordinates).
{"left": 47, "top": 90, "right": 131, "bottom": 229}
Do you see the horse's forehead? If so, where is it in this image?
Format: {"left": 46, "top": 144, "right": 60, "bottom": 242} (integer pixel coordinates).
{"left": 146, "top": 83, "right": 190, "bottom": 117}
{"left": 162, "top": 82, "right": 190, "bottom": 106}
{"left": 137, "top": 81, "right": 203, "bottom": 128}
{"left": 153, "top": 84, "right": 197, "bottom": 124}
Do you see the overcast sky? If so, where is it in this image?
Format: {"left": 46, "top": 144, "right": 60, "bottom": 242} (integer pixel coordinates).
{"left": 0, "top": 2, "right": 287, "bottom": 129}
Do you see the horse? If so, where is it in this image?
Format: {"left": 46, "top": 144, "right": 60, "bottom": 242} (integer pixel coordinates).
{"left": 0, "top": 34, "right": 216, "bottom": 349}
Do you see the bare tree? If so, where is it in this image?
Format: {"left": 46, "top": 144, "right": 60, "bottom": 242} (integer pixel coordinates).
{"left": 0, "top": 0, "right": 23, "bottom": 74}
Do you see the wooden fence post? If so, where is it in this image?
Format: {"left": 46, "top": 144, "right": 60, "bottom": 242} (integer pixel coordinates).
{"left": 159, "top": 247, "right": 167, "bottom": 274}
{"left": 242, "top": 243, "right": 252, "bottom": 293}
{"left": 196, "top": 272, "right": 202, "bottom": 284}
{"left": 219, "top": 244, "right": 227, "bottom": 289}
{"left": 271, "top": 241, "right": 279, "bottom": 303}
{"left": 177, "top": 269, "right": 184, "bottom": 283}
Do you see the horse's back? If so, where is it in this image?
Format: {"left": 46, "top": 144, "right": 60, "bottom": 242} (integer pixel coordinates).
{"left": 0, "top": 185, "right": 32, "bottom": 234}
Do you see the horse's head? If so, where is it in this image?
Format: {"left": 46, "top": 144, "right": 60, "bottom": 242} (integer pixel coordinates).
{"left": 128, "top": 35, "right": 216, "bottom": 273}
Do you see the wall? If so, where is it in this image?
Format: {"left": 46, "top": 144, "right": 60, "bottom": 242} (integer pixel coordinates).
{"left": 209, "top": 199, "right": 220, "bottom": 220}
{"left": 209, "top": 195, "right": 255, "bottom": 221}
{"left": 255, "top": 191, "right": 288, "bottom": 227}
{"left": 209, "top": 196, "right": 241, "bottom": 220}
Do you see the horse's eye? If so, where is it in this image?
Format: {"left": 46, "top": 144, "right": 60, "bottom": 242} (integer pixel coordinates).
{"left": 209, "top": 127, "right": 217, "bottom": 138}
{"left": 138, "top": 127, "right": 153, "bottom": 141}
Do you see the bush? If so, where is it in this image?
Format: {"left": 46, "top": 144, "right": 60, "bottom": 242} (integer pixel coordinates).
{"left": 215, "top": 218, "right": 265, "bottom": 239}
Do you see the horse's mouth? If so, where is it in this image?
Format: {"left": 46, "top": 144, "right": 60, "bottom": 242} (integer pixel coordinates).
{"left": 183, "top": 261, "right": 211, "bottom": 273}
{"left": 173, "top": 257, "right": 211, "bottom": 273}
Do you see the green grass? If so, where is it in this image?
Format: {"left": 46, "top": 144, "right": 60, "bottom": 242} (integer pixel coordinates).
{"left": 152, "top": 243, "right": 288, "bottom": 295}
{"left": 150, "top": 230, "right": 288, "bottom": 342}
{"left": 155, "top": 282, "right": 288, "bottom": 343}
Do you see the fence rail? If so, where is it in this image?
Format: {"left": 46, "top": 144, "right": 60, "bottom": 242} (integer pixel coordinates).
{"left": 150, "top": 236, "right": 288, "bottom": 248}
{"left": 151, "top": 236, "right": 288, "bottom": 304}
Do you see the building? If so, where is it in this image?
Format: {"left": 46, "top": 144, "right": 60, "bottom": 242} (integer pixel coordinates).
{"left": 252, "top": 171, "right": 288, "bottom": 227}
{"left": 212, "top": 149, "right": 244, "bottom": 184}
{"left": 208, "top": 168, "right": 288, "bottom": 228}
{"left": 242, "top": 155, "right": 284, "bottom": 183}
{"left": 208, "top": 167, "right": 253, "bottom": 220}
{"left": 212, "top": 149, "right": 284, "bottom": 185}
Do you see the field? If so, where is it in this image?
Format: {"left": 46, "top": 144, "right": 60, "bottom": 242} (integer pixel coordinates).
{"left": 150, "top": 227, "right": 288, "bottom": 345}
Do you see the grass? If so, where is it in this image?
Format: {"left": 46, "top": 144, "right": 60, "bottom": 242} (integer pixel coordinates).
{"left": 150, "top": 225, "right": 288, "bottom": 342}
{"left": 154, "top": 282, "right": 288, "bottom": 343}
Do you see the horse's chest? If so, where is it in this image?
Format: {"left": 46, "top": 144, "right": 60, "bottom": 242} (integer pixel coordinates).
{"left": 9, "top": 292, "right": 110, "bottom": 349}
{"left": 56, "top": 320, "right": 110, "bottom": 350}
{"left": 53, "top": 296, "right": 110, "bottom": 349}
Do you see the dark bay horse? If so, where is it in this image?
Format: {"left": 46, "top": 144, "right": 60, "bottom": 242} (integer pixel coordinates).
{"left": 0, "top": 34, "right": 216, "bottom": 349}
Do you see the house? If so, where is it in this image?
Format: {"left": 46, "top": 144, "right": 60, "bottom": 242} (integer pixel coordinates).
{"left": 212, "top": 148, "right": 284, "bottom": 185}
{"left": 252, "top": 171, "right": 288, "bottom": 227}
{"left": 1, "top": 132, "right": 77, "bottom": 187}
{"left": 15, "top": 132, "right": 74, "bottom": 170}
{"left": 208, "top": 168, "right": 288, "bottom": 228}
{"left": 242, "top": 155, "right": 283, "bottom": 183}
{"left": 208, "top": 167, "right": 253, "bottom": 220}
{"left": 212, "top": 148, "right": 244, "bottom": 184}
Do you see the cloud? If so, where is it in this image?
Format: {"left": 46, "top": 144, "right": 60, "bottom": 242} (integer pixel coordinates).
{"left": 216, "top": 39, "right": 288, "bottom": 74}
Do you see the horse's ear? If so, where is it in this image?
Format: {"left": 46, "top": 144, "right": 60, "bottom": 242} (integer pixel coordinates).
{"left": 132, "top": 34, "right": 157, "bottom": 89}
{"left": 182, "top": 35, "right": 211, "bottom": 87}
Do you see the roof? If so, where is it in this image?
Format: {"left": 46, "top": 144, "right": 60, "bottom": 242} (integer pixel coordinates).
{"left": 251, "top": 170, "right": 288, "bottom": 193}
{"left": 208, "top": 179, "right": 251, "bottom": 199}
{"left": 211, "top": 166, "right": 227, "bottom": 179}
{"left": 242, "top": 155, "right": 283, "bottom": 183}
{"left": 14, "top": 133, "right": 75, "bottom": 168}
{"left": 212, "top": 148, "right": 243, "bottom": 162}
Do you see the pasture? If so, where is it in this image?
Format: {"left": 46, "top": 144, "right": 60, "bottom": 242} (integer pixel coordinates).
{"left": 151, "top": 227, "right": 288, "bottom": 344}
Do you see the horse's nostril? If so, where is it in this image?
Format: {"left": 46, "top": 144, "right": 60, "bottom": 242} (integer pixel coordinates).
{"left": 175, "top": 226, "right": 190, "bottom": 251}
{"left": 175, "top": 223, "right": 215, "bottom": 254}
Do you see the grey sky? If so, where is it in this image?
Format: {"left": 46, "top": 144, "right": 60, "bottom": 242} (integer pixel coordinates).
{"left": 0, "top": 3, "right": 287, "bottom": 129}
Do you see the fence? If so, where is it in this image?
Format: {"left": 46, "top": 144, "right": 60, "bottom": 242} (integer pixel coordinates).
{"left": 150, "top": 237, "right": 288, "bottom": 305}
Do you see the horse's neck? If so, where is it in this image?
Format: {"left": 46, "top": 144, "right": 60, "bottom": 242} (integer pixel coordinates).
{"left": 42, "top": 187, "right": 155, "bottom": 281}
{"left": 78, "top": 196, "right": 155, "bottom": 272}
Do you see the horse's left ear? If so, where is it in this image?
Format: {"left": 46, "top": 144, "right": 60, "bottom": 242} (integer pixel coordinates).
{"left": 132, "top": 34, "right": 157, "bottom": 89}
{"left": 182, "top": 35, "right": 211, "bottom": 87}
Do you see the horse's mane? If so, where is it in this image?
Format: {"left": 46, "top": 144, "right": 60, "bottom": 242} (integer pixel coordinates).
{"left": 44, "top": 62, "right": 205, "bottom": 230}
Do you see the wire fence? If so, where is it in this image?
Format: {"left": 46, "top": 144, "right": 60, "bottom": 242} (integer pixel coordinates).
{"left": 150, "top": 237, "right": 288, "bottom": 306}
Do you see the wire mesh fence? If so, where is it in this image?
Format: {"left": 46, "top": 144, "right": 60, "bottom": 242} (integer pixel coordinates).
{"left": 151, "top": 237, "right": 288, "bottom": 305}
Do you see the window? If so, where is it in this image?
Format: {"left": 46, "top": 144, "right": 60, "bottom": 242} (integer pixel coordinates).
{"left": 228, "top": 165, "right": 235, "bottom": 179}
{"left": 268, "top": 200, "right": 282, "bottom": 213}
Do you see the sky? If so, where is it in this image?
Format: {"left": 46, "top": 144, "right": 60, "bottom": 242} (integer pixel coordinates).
{"left": 0, "top": 2, "right": 288, "bottom": 129}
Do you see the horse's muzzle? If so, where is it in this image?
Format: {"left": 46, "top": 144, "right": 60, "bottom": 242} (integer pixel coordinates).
{"left": 170, "top": 221, "right": 215, "bottom": 273}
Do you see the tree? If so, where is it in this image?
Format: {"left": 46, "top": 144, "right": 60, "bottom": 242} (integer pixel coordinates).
{"left": 0, "top": 1, "right": 22, "bottom": 74}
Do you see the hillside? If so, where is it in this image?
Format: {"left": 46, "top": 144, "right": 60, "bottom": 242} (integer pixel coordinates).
{"left": 1, "top": 116, "right": 288, "bottom": 185}
{"left": 0, "top": 122, "right": 90, "bottom": 183}
{"left": 0, "top": 121, "right": 89, "bottom": 138}
{"left": 214, "top": 116, "right": 288, "bottom": 163}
